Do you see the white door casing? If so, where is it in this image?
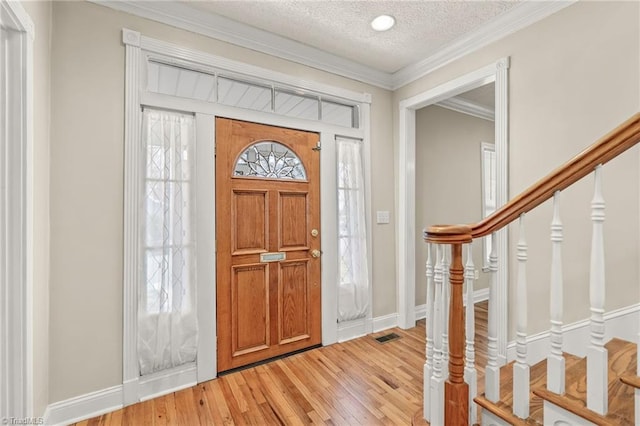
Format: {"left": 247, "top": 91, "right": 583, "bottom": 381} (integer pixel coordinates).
{"left": 397, "top": 58, "right": 509, "bottom": 363}
{"left": 0, "top": 0, "right": 34, "bottom": 418}
{"left": 122, "top": 28, "right": 372, "bottom": 404}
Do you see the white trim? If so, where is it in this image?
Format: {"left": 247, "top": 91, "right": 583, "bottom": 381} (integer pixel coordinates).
{"left": 337, "top": 318, "right": 369, "bottom": 343}
{"left": 123, "top": 29, "right": 372, "bottom": 405}
{"left": 435, "top": 97, "right": 494, "bottom": 122}
{"left": 195, "top": 114, "right": 216, "bottom": 383}
{"left": 390, "top": 1, "right": 575, "bottom": 89}
{"left": 397, "top": 106, "right": 416, "bottom": 329}
{"left": 482, "top": 409, "right": 510, "bottom": 426}
{"left": 362, "top": 103, "right": 374, "bottom": 340}
{"left": 414, "top": 288, "right": 490, "bottom": 321}
{"left": 122, "top": 29, "right": 142, "bottom": 407}
{"left": 44, "top": 386, "right": 123, "bottom": 426}
{"left": 320, "top": 133, "right": 339, "bottom": 346}
{"left": 0, "top": 0, "right": 34, "bottom": 418}
{"left": 138, "top": 364, "right": 197, "bottom": 402}
{"left": 96, "top": 1, "right": 392, "bottom": 89}
{"left": 542, "top": 400, "right": 597, "bottom": 426}
{"left": 372, "top": 313, "right": 399, "bottom": 333}
{"left": 506, "top": 303, "right": 640, "bottom": 366}
{"left": 43, "top": 365, "right": 197, "bottom": 426}
{"left": 470, "top": 287, "right": 490, "bottom": 304}
{"left": 95, "top": 1, "right": 572, "bottom": 90}
{"left": 138, "top": 33, "right": 371, "bottom": 105}
{"left": 397, "top": 58, "right": 509, "bottom": 367}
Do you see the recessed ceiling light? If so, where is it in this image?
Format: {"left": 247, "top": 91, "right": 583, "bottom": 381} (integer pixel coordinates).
{"left": 371, "top": 15, "right": 395, "bottom": 32}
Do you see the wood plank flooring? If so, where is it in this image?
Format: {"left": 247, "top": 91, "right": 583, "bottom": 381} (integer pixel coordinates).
{"left": 74, "top": 302, "right": 488, "bottom": 426}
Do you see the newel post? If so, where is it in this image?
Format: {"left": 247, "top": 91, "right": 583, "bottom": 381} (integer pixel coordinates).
{"left": 426, "top": 224, "right": 472, "bottom": 426}
{"left": 445, "top": 243, "right": 469, "bottom": 425}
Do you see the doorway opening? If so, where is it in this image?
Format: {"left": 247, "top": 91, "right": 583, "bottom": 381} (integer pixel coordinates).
{"left": 397, "top": 58, "right": 509, "bottom": 363}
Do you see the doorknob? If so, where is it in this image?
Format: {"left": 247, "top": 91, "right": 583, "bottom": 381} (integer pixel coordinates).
{"left": 311, "top": 249, "right": 321, "bottom": 258}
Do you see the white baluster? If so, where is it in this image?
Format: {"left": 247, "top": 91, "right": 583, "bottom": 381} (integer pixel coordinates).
{"left": 485, "top": 232, "right": 500, "bottom": 402}
{"left": 513, "top": 214, "right": 530, "bottom": 418}
{"left": 442, "top": 247, "right": 450, "bottom": 380}
{"left": 587, "top": 165, "right": 607, "bottom": 414}
{"left": 430, "top": 245, "right": 445, "bottom": 426}
{"left": 464, "top": 244, "right": 477, "bottom": 425}
{"left": 548, "top": 191, "right": 565, "bottom": 394}
{"left": 424, "top": 243, "right": 434, "bottom": 421}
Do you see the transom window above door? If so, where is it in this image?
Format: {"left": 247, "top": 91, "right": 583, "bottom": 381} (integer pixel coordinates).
{"left": 147, "top": 61, "right": 359, "bottom": 128}
{"left": 234, "top": 141, "right": 307, "bottom": 180}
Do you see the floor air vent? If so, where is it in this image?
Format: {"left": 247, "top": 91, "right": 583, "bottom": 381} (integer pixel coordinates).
{"left": 374, "top": 332, "right": 401, "bottom": 344}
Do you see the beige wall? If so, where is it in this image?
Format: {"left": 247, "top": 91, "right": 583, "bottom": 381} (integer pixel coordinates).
{"left": 41, "top": 0, "right": 640, "bottom": 409}
{"left": 21, "top": 1, "right": 52, "bottom": 417}
{"left": 415, "top": 106, "right": 494, "bottom": 305}
{"left": 48, "top": 1, "right": 394, "bottom": 403}
{"left": 395, "top": 1, "right": 640, "bottom": 337}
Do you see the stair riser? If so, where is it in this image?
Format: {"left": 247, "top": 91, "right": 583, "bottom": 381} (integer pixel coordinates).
{"left": 543, "top": 400, "right": 598, "bottom": 426}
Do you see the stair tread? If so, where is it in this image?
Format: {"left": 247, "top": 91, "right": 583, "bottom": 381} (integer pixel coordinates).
{"left": 476, "top": 352, "right": 583, "bottom": 425}
{"left": 477, "top": 339, "right": 637, "bottom": 424}
{"left": 533, "top": 338, "right": 636, "bottom": 425}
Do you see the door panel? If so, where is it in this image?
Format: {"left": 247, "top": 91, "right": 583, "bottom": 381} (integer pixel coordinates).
{"left": 279, "top": 192, "right": 309, "bottom": 250}
{"left": 216, "top": 118, "right": 321, "bottom": 372}
{"left": 232, "top": 190, "right": 268, "bottom": 253}
{"left": 231, "top": 264, "right": 269, "bottom": 355}
{"left": 279, "top": 260, "right": 310, "bottom": 343}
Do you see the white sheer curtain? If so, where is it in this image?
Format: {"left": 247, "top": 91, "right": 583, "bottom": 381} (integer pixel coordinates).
{"left": 138, "top": 109, "right": 198, "bottom": 375}
{"left": 336, "top": 136, "right": 370, "bottom": 322}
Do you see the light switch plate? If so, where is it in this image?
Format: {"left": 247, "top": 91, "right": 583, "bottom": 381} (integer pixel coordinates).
{"left": 376, "top": 210, "right": 390, "bottom": 224}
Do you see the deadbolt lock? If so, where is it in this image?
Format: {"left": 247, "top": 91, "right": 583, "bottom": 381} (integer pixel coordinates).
{"left": 311, "top": 229, "right": 319, "bottom": 237}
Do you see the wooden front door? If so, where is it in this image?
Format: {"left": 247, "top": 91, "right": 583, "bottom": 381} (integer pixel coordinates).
{"left": 216, "top": 118, "right": 322, "bottom": 372}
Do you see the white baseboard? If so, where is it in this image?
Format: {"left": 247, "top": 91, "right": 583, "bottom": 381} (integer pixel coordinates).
{"left": 415, "top": 304, "right": 427, "bottom": 322}
{"left": 44, "top": 385, "right": 123, "bottom": 426}
{"left": 507, "top": 303, "right": 640, "bottom": 365}
{"left": 337, "top": 317, "right": 370, "bottom": 342}
{"left": 415, "top": 288, "right": 490, "bottom": 322}
{"left": 138, "top": 363, "right": 197, "bottom": 401}
{"left": 470, "top": 287, "right": 490, "bottom": 304}
{"left": 44, "top": 364, "right": 197, "bottom": 425}
{"left": 372, "top": 312, "right": 398, "bottom": 332}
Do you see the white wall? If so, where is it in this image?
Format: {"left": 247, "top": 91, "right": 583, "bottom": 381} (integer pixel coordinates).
{"left": 415, "top": 105, "right": 494, "bottom": 305}
{"left": 395, "top": 1, "right": 640, "bottom": 338}
{"left": 20, "top": 1, "right": 51, "bottom": 417}
{"left": 48, "top": 1, "right": 394, "bottom": 403}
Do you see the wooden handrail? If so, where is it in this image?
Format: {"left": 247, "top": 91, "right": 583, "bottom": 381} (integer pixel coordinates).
{"left": 426, "top": 113, "right": 640, "bottom": 242}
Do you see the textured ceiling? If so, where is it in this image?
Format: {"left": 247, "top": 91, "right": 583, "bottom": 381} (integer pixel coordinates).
{"left": 186, "top": 1, "right": 522, "bottom": 73}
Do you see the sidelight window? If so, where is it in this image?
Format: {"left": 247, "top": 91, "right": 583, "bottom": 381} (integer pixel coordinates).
{"left": 336, "top": 136, "right": 370, "bottom": 322}
{"left": 139, "top": 108, "right": 198, "bottom": 375}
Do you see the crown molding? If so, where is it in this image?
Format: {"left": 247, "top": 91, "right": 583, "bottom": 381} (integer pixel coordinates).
{"left": 92, "top": 0, "right": 574, "bottom": 91}
{"left": 436, "top": 97, "right": 495, "bottom": 122}
{"left": 91, "top": 0, "right": 394, "bottom": 89}
{"left": 390, "top": 0, "right": 576, "bottom": 89}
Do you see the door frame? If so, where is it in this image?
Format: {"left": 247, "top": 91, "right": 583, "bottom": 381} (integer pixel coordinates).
{"left": 397, "top": 58, "right": 509, "bottom": 362}
{"left": 123, "top": 28, "right": 372, "bottom": 404}
{"left": 0, "top": 0, "right": 34, "bottom": 417}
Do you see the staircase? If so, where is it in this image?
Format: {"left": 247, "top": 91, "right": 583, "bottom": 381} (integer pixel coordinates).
{"left": 475, "top": 338, "right": 636, "bottom": 425}
{"left": 415, "top": 113, "right": 640, "bottom": 425}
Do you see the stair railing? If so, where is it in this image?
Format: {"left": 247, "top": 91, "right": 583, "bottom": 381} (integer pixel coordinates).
{"left": 419, "top": 112, "right": 640, "bottom": 425}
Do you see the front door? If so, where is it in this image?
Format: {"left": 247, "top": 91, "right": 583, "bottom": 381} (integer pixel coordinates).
{"left": 215, "top": 118, "right": 322, "bottom": 372}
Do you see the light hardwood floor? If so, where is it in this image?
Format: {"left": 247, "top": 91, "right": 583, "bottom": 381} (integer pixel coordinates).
{"left": 75, "top": 302, "right": 489, "bottom": 425}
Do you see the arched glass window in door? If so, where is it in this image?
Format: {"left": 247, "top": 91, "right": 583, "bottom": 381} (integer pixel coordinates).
{"left": 234, "top": 141, "right": 307, "bottom": 180}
